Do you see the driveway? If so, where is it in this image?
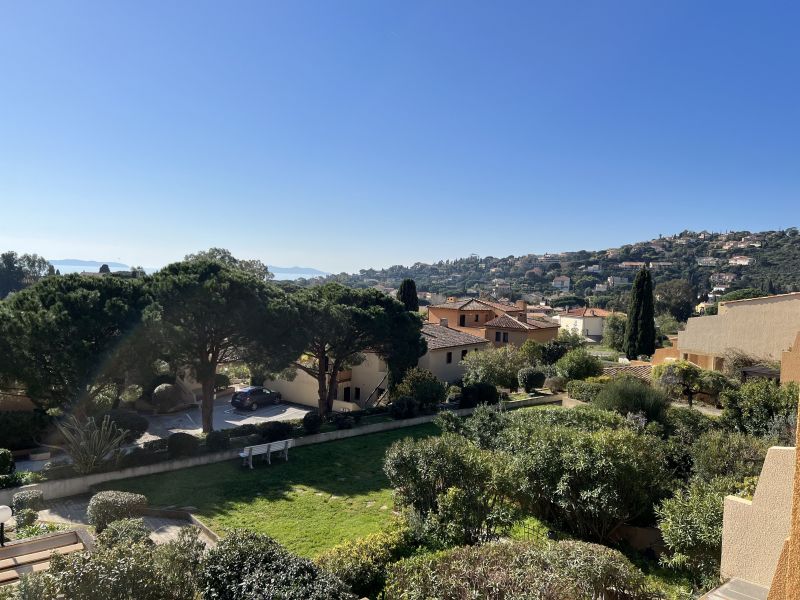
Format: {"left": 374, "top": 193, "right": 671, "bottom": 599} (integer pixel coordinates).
{"left": 142, "top": 394, "right": 311, "bottom": 441}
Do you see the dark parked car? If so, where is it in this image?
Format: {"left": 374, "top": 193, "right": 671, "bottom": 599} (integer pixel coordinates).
{"left": 231, "top": 386, "right": 282, "bottom": 411}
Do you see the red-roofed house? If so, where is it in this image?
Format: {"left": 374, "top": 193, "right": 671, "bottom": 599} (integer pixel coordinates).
{"left": 558, "top": 307, "right": 622, "bottom": 343}
{"left": 427, "top": 297, "right": 560, "bottom": 347}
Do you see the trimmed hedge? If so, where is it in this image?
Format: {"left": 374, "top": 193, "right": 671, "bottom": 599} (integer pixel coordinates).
{"left": 518, "top": 367, "right": 546, "bottom": 393}
{"left": 12, "top": 489, "right": 44, "bottom": 513}
{"left": 95, "top": 517, "right": 153, "bottom": 548}
{"left": 390, "top": 396, "right": 418, "bottom": 420}
{"left": 86, "top": 490, "right": 148, "bottom": 532}
{"left": 205, "top": 430, "right": 231, "bottom": 452}
{"left": 167, "top": 433, "right": 200, "bottom": 458}
{"left": 258, "top": 421, "right": 294, "bottom": 442}
{"left": 566, "top": 380, "right": 605, "bottom": 402}
{"left": 459, "top": 382, "right": 499, "bottom": 408}
{"left": 100, "top": 409, "right": 149, "bottom": 443}
{"left": 303, "top": 412, "right": 323, "bottom": 434}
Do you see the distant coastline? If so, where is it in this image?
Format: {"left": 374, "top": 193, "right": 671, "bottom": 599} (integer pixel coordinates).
{"left": 48, "top": 260, "right": 328, "bottom": 280}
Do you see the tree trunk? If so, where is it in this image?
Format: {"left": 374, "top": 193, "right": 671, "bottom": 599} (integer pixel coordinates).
{"left": 316, "top": 360, "right": 328, "bottom": 416}
{"left": 326, "top": 358, "right": 343, "bottom": 414}
{"left": 687, "top": 389, "right": 694, "bottom": 408}
{"left": 201, "top": 377, "right": 215, "bottom": 433}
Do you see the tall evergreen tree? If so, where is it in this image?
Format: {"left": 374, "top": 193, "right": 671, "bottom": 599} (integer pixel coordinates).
{"left": 624, "top": 268, "right": 656, "bottom": 359}
{"left": 397, "top": 278, "right": 420, "bottom": 312}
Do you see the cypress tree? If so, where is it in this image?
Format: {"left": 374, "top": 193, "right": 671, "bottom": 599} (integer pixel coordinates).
{"left": 397, "top": 278, "right": 419, "bottom": 312}
{"left": 624, "top": 268, "right": 656, "bottom": 359}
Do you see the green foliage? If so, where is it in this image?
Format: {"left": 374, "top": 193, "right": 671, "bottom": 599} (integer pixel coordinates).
{"left": 718, "top": 288, "right": 764, "bottom": 302}
{"left": 184, "top": 247, "right": 273, "bottom": 281}
{"left": 390, "top": 396, "right": 418, "bottom": 420}
{"left": 566, "top": 379, "right": 605, "bottom": 402}
{"left": 692, "top": 430, "right": 768, "bottom": 482}
{"left": 655, "top": 279, "right": 695, "bottom": 321}
{"left": 100, "top": 409, "right": 149, "bottom": 443}
{"left": 167, "top": 432, "right": 200, "bottom": 458}
{"left": 214, "top": 372, "right": 231, "bottom": 390}
{"left": 384, "top": 434, "right": 517, "bottom": 547}
{"left": 461, "top": 345, "right": 528, "bottom": 390}
{"left": 657, "top": 477, "right": 742, "bottom": 585}
{"left": 395, "top": 367, "right": 446, "bottom": 413}
{"left": 199, "top": 529, "right": 355, "bottom": 600}
{"left": 518, "top": 339, "right": 542, "bottom": 365}
{"left": 625, "top": 268, "right": 656, "bottom": 359}
{"left": 602, "top": 313, "right": 627, "bottom": 352}
{"left": 12, "top": 490, "right": 45, "bottom": 513}
{"left": 95, "top": 518, "right": 152, "bottom": 548}
{"left": 302, "top": 411, "right": 323, "bottom": 434}
{"left": 459, "top": 382, "right": 499, "bottom": 408}
{"left": 663, "top": 407, "right": 717, "bottom": 481}
{"left": 517, "top": 366, "right": 546, "bottom": 392}
{"left": 384, "top": 540, "right": 654, "bottom": 600}
{"left": 505, "top": 404, "right": 630, "bottom": 432}
{"left": 56, "top": 415, "right": 127, "bottom": 475}
{"left": 87, "top": 490, "right": 148, "bottom": 533}
{"left": 315, "top": 525, "right": 413, "bottom": 598}
{"left": 720, "top": 379, "right": 799, "bottom": 437}
{"left": 593, "top": 376, "right": 669, "bottom": 423}
{"left": 554, "top": 347, "right": 603, "bottom": 381}
{"left": 457, "top": 404, "right": 509, "bottom": 450}
{"left": 205, "top": 429, "right": 231, "bottom": 452}
{"left": 14, "top": 508, "right": 37, "bottom": 529}
{"left": 0, "top": 274, "right": 151, "bottom": 411}
{"left": 396, "top": 278, "right": 419, "bottom": 312}
{"left": 258, "top": 420, "right": 294, "bottom": 441}
{"left": 0, "top": 251, "right": 50, "bottom": 298}
{"left": 14, "top": 527, "right": 204, "bottom": 600}
{"left": 0, "top": 411, "right": 50, "bottom": 451}
{"left": 0, "top": 448, "right": 14, "bottom": 475}
{"left": 504, "top": 419, "right": 669, "bottom": 542}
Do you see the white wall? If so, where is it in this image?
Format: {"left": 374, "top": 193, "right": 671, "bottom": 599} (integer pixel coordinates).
{"left": 418, "top": 344, "right": 485, "bottom": 383}
{"left": 560, "top": 316, "right": 605, "bottom": 337}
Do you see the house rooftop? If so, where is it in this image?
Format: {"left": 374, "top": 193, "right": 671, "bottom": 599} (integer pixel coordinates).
{"left": 428, "top": 298, "right": 520, "bottom": 312}
{"left": 483, "top": 314, "right": 559, "bottom": 331}
{"left": 562, "top": 307, "right": 620, "bottom": 318}
{"left": 421, "top": 323, "right": 489, "bottom": 350}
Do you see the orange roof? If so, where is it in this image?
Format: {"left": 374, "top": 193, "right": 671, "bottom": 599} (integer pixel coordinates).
{"left": 562, "top": 307, "right": 619, "bottom": 318}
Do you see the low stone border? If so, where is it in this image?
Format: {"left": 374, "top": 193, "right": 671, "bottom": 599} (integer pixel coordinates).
{"left": 0, "top": 400, "right": 562, "bottom": 505}
{"left": 138, "top": 507, "right": 219, "bottom": 545}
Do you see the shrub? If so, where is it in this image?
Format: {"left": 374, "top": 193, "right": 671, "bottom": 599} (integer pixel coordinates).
{"left": 458, "top": 404, "right": 508, "bottom": 450}
{"left": 303, "top": 412, "right": 323, "bottom": 434}
{"left": 395, "top": 368, "right": 447, "bottom": 414}
{"left": 227, "top": 423, "right": 259, "bottom": 438}
{"left": 12, "top": 489, "right": 44, "bottom": 513}
{"left": 593, "top": 376, "right": 669, "bottom": 424}
{"left": 39, "top": 461, "right": 77, "bottom": 481}
{"left": 332, "top": 414, "right": 355, "bottom": 430}
{"left": 543, "top": 375, "right": 567, "bottom": 392}
{"left": 384, "top": 434, "right": 517, "bottom": 547}
{"left": 0, "top": 449, "right": 14, "bottom": 475}
{"left": 461, "top": 346, "right": 528, "bottom": 390}
{"left": 0, "top": 411, "right": 50, "bottom": 451}
{"left": 258, "top": 420, "right": 294, "bottom": 442}
{"left": 151, "top": 383, "right": 185, "bottom": 412}
{"left": 86, "top": 491, "right": 148, "bottom": 533}
{"left": 55, "top": 415, "right": 127, "bottom": 475}
{"left": 720, "top": 379, "right": 799, "bottom": 438}
{"left": 117, "top": 447, "right": 166, "bottom": 469}
{"left": 663, "top": 407, "right": 717, "bottom": 481}
{"left": 214, "top": 373, "right": 231, "bottom": 391}
{"left": 142, "top": 438, "right": 169, "bottom": 452}
{"left": 384, "top": 540, "right": 652, "bottom": 600}
{"left": 692, "top": 430, "right": 768, "bottom": 482}
{"left": 15, "top": 527, "right": 204, "bottom": 600}
{"left": 503, "top": 417, "right": 669, "bottom": 542}
{"left": 459, "top": 382, "right": 499, "bottom": 408}
{"left": 504, "top": 405, "right": 629, "bottom": 433}
{"left": 100, "top": 409, "right": 149, "bottom": 443}
{"left": 15, "top": 508, "right": 38, "bottom": 529}
{"left": 95, "top": 518, "right": 153, "bottom": 548}
{"left": 390, "top": 396, "right": 418, "bottom": 420}
{"left": 167, "top": 432, "right": 200, "bottom": 458}
{"left": 555, "top": 348, "right": 603, "bottom": 381}
{"left": 517, "top": 367, "right": 546, "bottom": 393}
{"left": 205, "top": 430, "right": 230, "bottom": 452}
{"left": 199, "top": 529, "right": 355, "bottom": 600}
{"left": 315, "top": 526, "right": 412, "bottom": 598}
{"left": 657, "top": 477, "right": 741, "bottom": 585}
{"left": 566, "top": 379, "right": 605, "bottom": 402}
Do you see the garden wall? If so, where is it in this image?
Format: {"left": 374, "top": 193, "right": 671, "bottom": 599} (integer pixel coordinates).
{"left": 0, "top": 397, "right": 560, "bottom": 505}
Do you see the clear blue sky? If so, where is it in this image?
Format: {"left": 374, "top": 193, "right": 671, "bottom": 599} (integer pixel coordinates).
{"left": 1, "top": 2, "right": 798, "bottom": 273}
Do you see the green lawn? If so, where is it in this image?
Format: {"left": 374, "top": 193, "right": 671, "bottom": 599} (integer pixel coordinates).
{"left": 97, "top": 423, "right": 439, "bottom": 557}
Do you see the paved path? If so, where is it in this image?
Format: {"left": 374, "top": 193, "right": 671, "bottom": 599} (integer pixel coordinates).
{"left": 38, "top": 496, "right": 216, "bottom": 547}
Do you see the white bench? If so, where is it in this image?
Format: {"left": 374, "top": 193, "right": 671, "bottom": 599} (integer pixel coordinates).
{"left": 239, "top": 439, "right": 293, "bottom": 469}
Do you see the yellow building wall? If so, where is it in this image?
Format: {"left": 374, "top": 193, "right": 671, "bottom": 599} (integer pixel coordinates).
{"left": 781, "top": 333, "right": 800, "bottom": 384}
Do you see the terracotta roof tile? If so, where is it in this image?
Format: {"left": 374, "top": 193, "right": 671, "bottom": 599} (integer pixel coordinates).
{"left": 422, "top": 323, "right": 489, "bottom": 350}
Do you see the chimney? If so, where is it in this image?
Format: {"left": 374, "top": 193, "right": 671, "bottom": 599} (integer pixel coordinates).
{"left": 517, "top": 313, "right": 527, "bottom": 323}
{"left": 516, "top": 300, "right": 527, "bottom": 312}
{"left": 439, "top": 318, "right": 449, "bottom": 328}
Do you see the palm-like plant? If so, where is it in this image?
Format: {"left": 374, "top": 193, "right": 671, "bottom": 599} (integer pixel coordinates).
{"left": 54, "top": 415, "right": 127, "bottom": 475}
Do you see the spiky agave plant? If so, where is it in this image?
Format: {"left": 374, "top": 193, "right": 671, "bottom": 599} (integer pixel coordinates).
{"left": 55, "top": 415, "right": 127, "bottom": 475}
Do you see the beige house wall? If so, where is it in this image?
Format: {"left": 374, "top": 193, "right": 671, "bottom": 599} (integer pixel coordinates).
{"left": 418, "top": 344, "right": 485, "bottom": 383}
{"left": 427, "top": 307, "right": 498, "bottom": 329}
{"left": 265, "top": 371, "right": 360, "bottom": 412}
{"left": 677, "top": 293, "right": 800, "bottom": 369}
{"left": 721, "top": 446, "right": 796, "bottom": 587}
{"left": 560, "top": 315, "right": 605, "bottom": 338}
{"left": 781, "top": 333, "right": 800, "bottom": 384}
{"left": 651, "top": 346, "right": 680, "bottom": 366}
